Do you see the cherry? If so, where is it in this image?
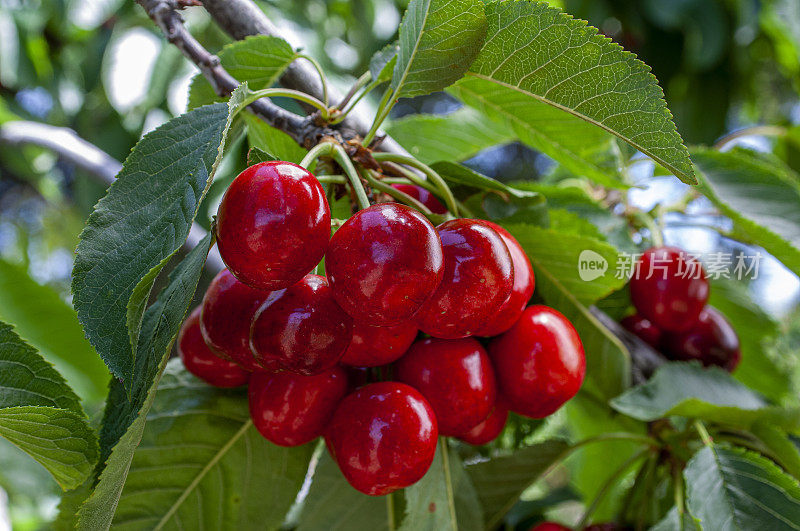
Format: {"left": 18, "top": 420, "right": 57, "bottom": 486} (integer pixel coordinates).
{"left": 250, "top": 274, "right": 352, "bottom": 375}
{"left": 200, "top": 269, "right": 269, "bottom": 372}
{"left": 216, "top": 161, "right": 330, "bottom": 290}
{"left": 629, "top": 246, "right": 709, "bottom": 332}
{"left": 620, "top": 313, "right": 662, "bottom": 349}
{"left": 489, "top": 305, "right": 585, "bottom": 419}
{"left": 178, "top": 307, "right": 249, "bottom": 387}
{"left": 458, "top": 396, "right": 509, "bottom": 446}
{"left": 325, "top": 382, "right": 438, "bottom": 496}
{"left": 340, "top": 320, "right": 418, "bottom": 367}
{"left": 249, "top": 366, "right": 348, "bottom": 446}
{"left": 529, "top": 523, "right": 571, "bottom": 531}
{"left": 474, "top": 221, "right": 535, "bottom": 337}
{"left": 415, "top": 219, "right": 514, "bottom": 339}
{"left": 390, "top": 184, "right": 447, "bottom": 214}
{"left": 325, "top": 203, "right": 444, "bottom": 326}
{"left": 664, "top": 306, "right": 741, "bottom": 372}
{"left": 396, "top": 337, "right": 497, "bottom": 436}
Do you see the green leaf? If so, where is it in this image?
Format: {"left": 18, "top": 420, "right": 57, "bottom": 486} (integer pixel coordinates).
{"left": 72, "top": 88, "right": 245, "bottom": 385}
{"left": 386, "top": 108, "right": 514, "bottom": 164}
{"left": 391, "top": 0, "right": 487, "bottom": 98}
{"left": 0, "top": 321, "right": 97, "bottom": 490}
{"left": 112, "top": 360, "right": 315, "bottom": 529}
{"left": 247, "top": 146, "right": 278, "bottom": 165}
{"left": 370, "top": 42, "right": 399, "bottom": 83}
{"left": 650, "top": 506, "right": 701, "bottom": 531}
{"left": 462, "top": 1, "right": 694, "bottom": 184}
{"left": 692, "top": 146, "right": 800, "bottom": 276}
{"left": 431, "top": 161, "right": 537, "bottom": 199}
{"left": 751, "top": 421, "right": 800, "bottom": 480}
{"left": 188, "top": 35, "right": 299, "bottom": 109}
{"left": 244, "top": 113, "right": 307, "bottom": 164}
{"left": 684, "top": 445, "right": 800, "bottom": 530}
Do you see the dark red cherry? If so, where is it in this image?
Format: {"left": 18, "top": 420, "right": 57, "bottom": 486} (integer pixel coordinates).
{"left": 474, "top": 221, "right": 535, "bottom": 337}
{"left": 415, "top": 219, "right": 513, "bottom": 338}
{"left": 249, "top": 366, "right": 348, "bottom": 446}
{"left": 390, "top": 184, "right": 447, "bottom": 214}
{"left": 200, "top": 269, "right": 269, "bottom": 372}
{"left": 396, "top": 337, "right": 497, "bottom": 436}
{"left": 250, "top": 274, "right": 352, "bottom": 375}
{"left": 216, "top": 161, "right": 330, "bottom": 290}
{"left": 340, "top": 320, "right": 418, "bottom": 367}
{"left": 326, "top": 203, "right": 444, "bottom": 326}
{"left": 325, "top": 382, "right": 438, "bottom": 496}
{"left": 529, "top": 523, "right": 572, "bottom": 531}
{"left": 457, "top": 396, "right": 509, "bottom": 445}
{"left": 178, "top": 307, "right": 249, "bottom": 387}
{"left": 664, "top": 306, "right": 741, "bottom": 372}
{"left": 620, "top": 314, "right": 663, "bottom": 349}
{"left": 489, "top": 305, "right": 585, "bottom": 419}
{"left": 630, "top": 246, "right": 709, "bottom": 332}
{"left": 343, "top": 366, "right": 370, "bottom": 391}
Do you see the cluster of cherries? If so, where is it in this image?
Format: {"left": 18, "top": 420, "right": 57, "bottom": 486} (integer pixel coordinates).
{"left": 621, "top": 246, "right": 741, "bottom": 372}
{"left": 177, "top": 160, "right": 586, "bottom": 496}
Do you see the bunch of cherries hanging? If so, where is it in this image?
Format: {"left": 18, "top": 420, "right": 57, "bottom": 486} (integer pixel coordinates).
{"left": 177, "top": 160, "right": 586, "bottom": 495}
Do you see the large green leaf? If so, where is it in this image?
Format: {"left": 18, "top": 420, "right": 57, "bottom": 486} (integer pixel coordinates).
{"left": 72, "top": 87, "right": 245, "bottom": 385}
{"left": 462, "top": 1, "right": 694, "bottom": 184}
{"left": 391, "top": 0, "right": 487, "bottom": 98}
{"left": 684, "top": 445, "right": 800, "bottom": 530}
{"left": 112, "top": 361, "right": 314, "bottom": 530}
{"left": 0, "top": 321, "right": 97, "bottom": 490}
{"left": 692, "top": 146, "right": 800, "bottom": 276}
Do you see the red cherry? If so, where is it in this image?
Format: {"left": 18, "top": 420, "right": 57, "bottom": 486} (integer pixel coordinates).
{"left": 325, "top": 382, "right": 438, "bottom": 496}
{"left": 248, "top": 366, "right": 348, "bottom": 446}
{"left": 474, "top": 221, "right": 535, "bottom": 336}
{"left": 630, "top": 246, "right": 709, "bottom": 332}
{"left": 390, "top": 184, "right": 447, "bottom": 214}
{"left": 343, "top": 366, "right": 370, "bottom": 391}
{"left": 250, "top": 274, "right": 352, "bottom": 375}
{"left": 529, "top": 523, "right": 571, "bottom": 531}
{"left": 340, "top": 320, "right": 418, "bottom": 367}
{"left": 178, "top": 307, "right": 249, "bottom": 387}
{"left": 457, "top": 396, "right": 509, "bottom": 445}
{"left": 200, "top": 269, "right": 269, "bottom": 372}
{"left": 216, "top": 161, "right": 330, "bottom": 290}
{"left": 620, "top": 314, "right": 663, "bottom": 349}
{"left": 396, "top": 337, "right": 496, "bottom": 436}
{"left": 664, "top": 306, "right": 741, "bottom": 372}
{"left": 326, "top": 203, "right": 444, "bottom": 325}
{"left": 415, "top": 219, "right": 513, "bottom": 338}
{"left": 489, "top": 305, "right": 585, "bottom": 419}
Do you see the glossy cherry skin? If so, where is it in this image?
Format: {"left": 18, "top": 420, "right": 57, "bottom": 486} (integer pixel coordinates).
{"left": 250, "top": 274, "right": 353, "bottom": 375}
{"left": 326, "top": 203, "right": 444, "bottom": 326}
{"left": 474, "top": 221, "right": 535, "bottom": 337}
{"left": 529, "top": 523, "right": 571, "bottom": 531}
{"left": 178, "top": 307, "right": 250, "bottom": 387}
{"left": 396, "top": 337, "right": 497, "bottom": 436}
{"left": 390, "top": 184, "right": 447, "bottom": 214}
{"left": 457, "top": 396, "right": 509, "bottom": 445}
{"left": 340, "top": 320, "right": 418, "bottom": 367}
{"left": 489, "top": 305, "right": 585, "bottom": 419}
{"left": 325, "top": 382, "right": 438, "bottom": 496}
{"left": 664, "top": 306, "right": 741, "bottom": 372}
{"left": 620, "top": 313, "right": 663, "bottom": 349}
{"left": 200, "top": 269, "right": 269, "bottom": 372}
{"left": 248, "top": 366, "right": 348, "bottom": 446}
{"left": 415, "top": 219, "right": 514, "bottom": 339}
{"left": 630, "top": 246, "right": 709, "bottom": 332}
{"left": 216, "top": 161, "right": 330, "bottom": 290}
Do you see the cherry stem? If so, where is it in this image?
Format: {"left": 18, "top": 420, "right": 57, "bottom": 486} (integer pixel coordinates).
{"left": 299, "top": 142, "right": 336, "bottom": 170}
{"left": 330, "top": 143, "right": 371, "bottom": 210}
{"left": 244, "top": 87, "right": 330, "bottom": 120}
{"left": 371, "top": 153, "right": 460, "bottom": 217}
{"left": 331, "top": 76, "right": 385, "bottom": 125}
{"left": 386, "top": 491, "right": 396, "bottom": 531}
{"left": 336, "top": 71, "right": 371, "bottom": 111}
{"left": 298, "top": 54, "right": 329, "bottom": 108}
{"left": 362, "top": 86, "right": 394, "bottom": 146}
{"left": 363, "top": 169, "right": 446, "bottom": 224}
{"left": 694, "top": 420, "right": 714, "bottom": 447}
{"left": 439, "top": 438, "right": 458, "bottom": 531}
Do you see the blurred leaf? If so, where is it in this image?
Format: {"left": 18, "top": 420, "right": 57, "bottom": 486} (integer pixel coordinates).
{"left": 649, "top": 506, "right": 701, "bottom": 531}
{"left": 369, "top": 42, "right": 398, "bottom": 83}
{"left": 244, "top": 113, "right": 307, "bottom": 164}
{"left": 751, "top": 421, "right": 800, "bottom": 479}
{"left": 431, "top": 161, "right": 537, "bottom": 199}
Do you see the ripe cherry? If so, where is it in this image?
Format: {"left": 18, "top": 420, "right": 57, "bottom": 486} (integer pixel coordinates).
{"left": 250, "top": 274, "right": 352, "bottom": 375}
{"left": 200, "top": 269, "right": 268, "bottom": 372}
{"left": 415, "top": 219, "right": 513, "bottom": 339}
{"left": 474, "top": 221, "right": 535, "bottom": 337}
{"left": 249, "top": 366, "right": 348, "bottom": 446}
{"left": 620, "top": 313, "right": 663, "bottom": 349}
{"left": 216, "top": 161, "right": 330, "bottom": 290}
{"left": 664, "top": 306, "right": 741, "bottom": 372}
{"left": 325, "top": 382, "right": 438, "bottom": 496}
{"left": 630, "top": 246, "right": 709, "bottom": 332}
{"left": 340, "top": 320, "right": 418, "bottom": 367}
{"left": 458, "top": 396, "right": 509, "bottom": 446}
{"left": 326, "top": 203, "right": 444, "bottom": 326}
{"left": 489, "top": 305, "right": 585, "bottom": 419}
{"left": 178, "top": 307, "right": 249, "bottom": 387}
{"left": 529, "top": 523, "right": 571, "bottom": 531}
{"left": 390, "top": 184, "right": 447, "bottom": 214}
{"left": 396, "top": 337, "right": 497, "bottom": 436}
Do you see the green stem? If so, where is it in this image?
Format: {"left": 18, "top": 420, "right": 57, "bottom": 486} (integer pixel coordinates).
{"left": 364, "top": 170, "right": 447, "bottom": 223}
{"left": 299, "top": 54, "right": 329, "bottom": 108}
{"left": 330, "top": 144, "right": 371, "bottom": 210}
{"left": 440, "top": 438, "right": 458, "bottom": 531}
{"left": 363, "top": 86, "right": 395, "bottom": 146}
{"left": 713, "top": 125, "right": 787, "bottom": 150}
{"left": 673, "top": 464, "right": 685, "bottom": 522}
{"left": 300, "top": 142, "right": 335, "bottom": 170}
{"left": 243, "top": 87, "right": 330, "bottom": 119}
{"left": 371, "top": 153, "right": 459, "bottom": 217}
{"left": 631, "top": 209, "right": 663, "bottom": 247}
{"left": 693, "top": 420, "right": 714, "bottom": 447}
{"left": 386, "top": 491, "right": 396, "bottom": 531}
{"left": 337, "top": 71, "right": 371, "bottom": 111}
{"left": 315, "top": 175, "right": 347, "bottom": 184}
{"left": 381, "top": 161, "right": 441, "bottom": 195}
